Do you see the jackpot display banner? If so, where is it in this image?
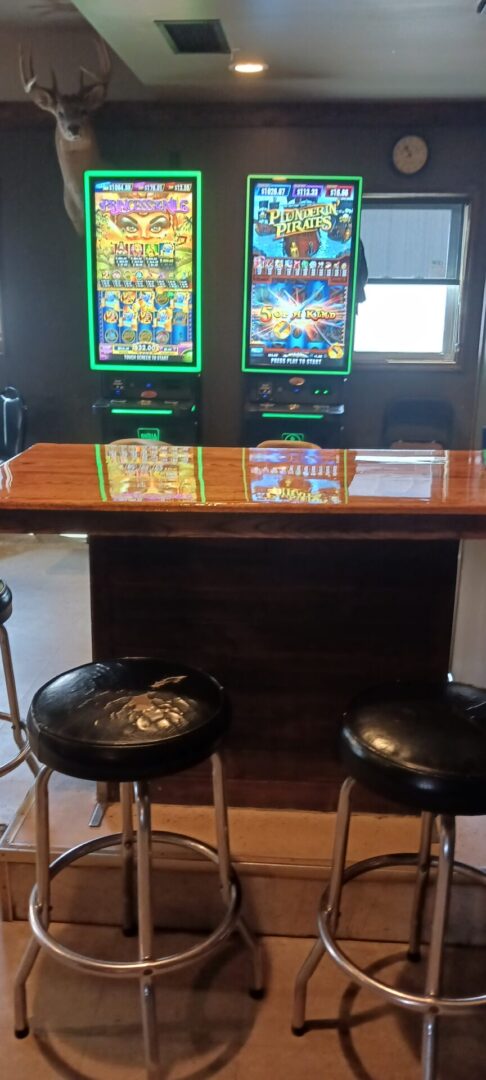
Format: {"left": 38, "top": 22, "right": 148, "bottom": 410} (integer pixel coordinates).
{"left": 85, "top": 171, "right": 202, "bottom": 372}
{"left": 242, "top": 175, "right": 362, "bottom": 376}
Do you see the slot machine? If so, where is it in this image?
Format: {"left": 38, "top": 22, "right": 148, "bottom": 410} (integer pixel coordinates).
{"left": 85, "top": 170, "right": 202, "bottom": 444}
{"left": 241, "top": 174, "right": 363, "bottom": 447}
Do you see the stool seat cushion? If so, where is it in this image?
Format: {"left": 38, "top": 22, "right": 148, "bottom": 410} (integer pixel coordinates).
{"left": 0, "top": 580, "right": 12, "bottom": 623}
{"left": 342, "top": 680, "right": 486, "bottom": 815}
{"left": 27, "top": 658, "right": 228, "bottom": 782}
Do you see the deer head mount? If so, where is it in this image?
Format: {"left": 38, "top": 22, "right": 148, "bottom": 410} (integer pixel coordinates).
{"left": 19, "top": 38, "right": 111, "bottom": 235}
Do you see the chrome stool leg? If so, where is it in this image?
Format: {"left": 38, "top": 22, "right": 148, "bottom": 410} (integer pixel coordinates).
{"left": 121, "top": 782, "right": 136, "bottom": 936}
{"left": 422, "top": 814, "right": 455, "bottom": 1080}
{"left": 134, "top": 780, "right": 160, "bottom": 1078}
{"left": 408, "top": 811, "right": 435, "bottom": 961}
{"left": 88, "top": 787, "right": 108, "bottom": 828}
{"left": 292, "top": 776, "right": 355, "bottom": 1035}
{"left": 14, "top": 766, "right": 51, "bottom": 1036}
{"left": 211, "top": 752, "right": 264, "bottom": 998}
{"left": 0, "top": 623, "right": 38, "bottom": 777}
{"left": 303, "top": 801, "right": 486, "bottom": 1073}
{"left": 0, "top": 625, "right": 23, "bottom": 750}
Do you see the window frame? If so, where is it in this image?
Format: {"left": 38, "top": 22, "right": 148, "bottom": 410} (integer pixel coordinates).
{"left": 354, "top": 193, "right": 471, "bottom": 371}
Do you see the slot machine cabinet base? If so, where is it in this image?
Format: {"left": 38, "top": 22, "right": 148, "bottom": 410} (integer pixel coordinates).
{"left": 93, "top": 375, "right": 200, "bottom": 445}
{"left": 243, "top": 375, "right": 346, "bottom": 448}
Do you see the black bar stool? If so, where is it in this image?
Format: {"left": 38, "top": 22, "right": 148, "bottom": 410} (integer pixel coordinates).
{"left": 14, "top": 658, "right": 263, "bottom": 1077}
{"left": 292, "top": 679, "right": 486, "bottom": 1080}
{"left": 0, "top": 579, "right": 37, "bottom": 778}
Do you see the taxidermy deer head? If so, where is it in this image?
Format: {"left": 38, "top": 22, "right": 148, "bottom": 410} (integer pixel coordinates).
{"left": 19, "top": 38, "right": 111, "bottom": 235}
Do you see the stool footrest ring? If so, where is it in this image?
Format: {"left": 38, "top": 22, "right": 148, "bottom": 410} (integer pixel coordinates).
{"left": 0, "top": 738, "right": 31, "bottom": 778}
{"left": 318, "top": 852, "right": 486, "bottom": 1016}
{"left": 29, "top": 829, "right": 242, "bottom": 979}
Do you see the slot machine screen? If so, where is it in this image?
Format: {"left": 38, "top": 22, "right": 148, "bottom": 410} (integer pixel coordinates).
{"left": 85, "top": 171, "right": 201, "bottom": 372}
{"left": 242, "top": 175, "right": 362, "bottom": 376}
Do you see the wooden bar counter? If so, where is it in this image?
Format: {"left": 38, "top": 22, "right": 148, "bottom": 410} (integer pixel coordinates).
{"left": 2, "top": 442, "right": 486, "bottom": 812}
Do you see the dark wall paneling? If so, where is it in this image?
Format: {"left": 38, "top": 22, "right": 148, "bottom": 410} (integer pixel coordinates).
{"left": 1, "top": 101, "right": 485, "bottom": 447}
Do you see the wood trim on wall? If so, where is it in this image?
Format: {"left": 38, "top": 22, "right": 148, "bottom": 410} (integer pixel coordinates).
{"left": 2, "top": 99, "right": 486, "bottom": 131}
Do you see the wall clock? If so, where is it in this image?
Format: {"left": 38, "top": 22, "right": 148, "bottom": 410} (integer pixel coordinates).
{"left": 392, "top": 135, "right": 429, "bottom": 175}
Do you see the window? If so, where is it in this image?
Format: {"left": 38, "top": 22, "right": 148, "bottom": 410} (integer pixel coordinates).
{"left": 354, "top": 197, "right": 469, "bottom": 365}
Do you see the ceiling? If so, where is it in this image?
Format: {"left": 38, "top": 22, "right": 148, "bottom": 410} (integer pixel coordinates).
{"left": 0, "top": 0, "right": 83, "bottom": 25}
{"left": 2, "top": 0, "right": 486, "bottom": 102}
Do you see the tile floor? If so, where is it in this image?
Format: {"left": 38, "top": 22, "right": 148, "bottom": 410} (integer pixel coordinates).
{"left": 1, "top": 922, "right": 486, "bottom": 1079}
{"left": 0, "top": 535, "right": 90, "bottom": 824}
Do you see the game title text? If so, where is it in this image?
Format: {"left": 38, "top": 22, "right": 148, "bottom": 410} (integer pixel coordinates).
{"left": 267, "top": 202, "right": 340, "bottom": 239}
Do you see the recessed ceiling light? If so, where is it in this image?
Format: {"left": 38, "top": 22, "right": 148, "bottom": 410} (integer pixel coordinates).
{"left": 229, "top": 58, "right": 268, "bottom": 75}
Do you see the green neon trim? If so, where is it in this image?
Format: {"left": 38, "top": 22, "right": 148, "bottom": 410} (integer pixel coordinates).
{"left": 241, "top": 174, "right": 251, "bottom": 379}
{"left": 88, "top": 362, "right": 199, "bottom": 373}
{"left": 242, "top": 447, "right": 249, "bottom": 503}
{"left": 85, "top": 174, "right": 96, "bottom": 374}
{"left": 94, "top": 444, "right": 107, "bottom": 502}
{"left": 196, "top": 170, "right": 202, "bottom": 376}
{"left": 111, "top": 408, "right": 173, "bottom": 415}
{"left": 347, "top": 178, "right": 363, "bottom": 369}
{"left": 197, "top": 445, "right": 206, "bottom": 503}
{"left": 241, "top": 174, "right": 363, "bottom": 377}
{"left": 246, "top": 367, "right": 350, "bottom": 377}
{"left": 85, "top": 170, "right": 202, "bottom": 375}
{"left": 86, "top": 170, "right": 201, "bottom": 177}
{"left": 246, "top": 174, "right": 364, "bottom": 182}
{"left": 261, "top": 412, "right": 324, "bottom": 420}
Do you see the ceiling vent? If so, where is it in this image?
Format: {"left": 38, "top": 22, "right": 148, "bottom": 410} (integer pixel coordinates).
{"left": 156, "top": 19, "right": 230, "bottom": 55}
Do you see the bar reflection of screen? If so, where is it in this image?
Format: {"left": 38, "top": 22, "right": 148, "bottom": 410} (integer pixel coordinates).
{"left": 245, "top": 448, "right": 343, "bottom": 505}
{"left": 104, "top": 444, "right": 202, "bottom": 503}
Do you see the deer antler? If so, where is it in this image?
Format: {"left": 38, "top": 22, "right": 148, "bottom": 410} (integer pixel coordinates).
{"left": 18, "top": 36, "right": 109, "bottom": 236}
{"left": 18, "top": 45, "right": 57, "bottom": 106}
{"left": 18, "top": 47, "right": 35, "bottom": 94}
{"left": 79, "top": 37, "right": 111, "bottom": 109}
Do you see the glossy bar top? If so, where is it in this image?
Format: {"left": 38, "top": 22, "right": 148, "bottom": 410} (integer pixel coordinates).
{"left": 1, "top": 443, "right": 486, "bottom": 539}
